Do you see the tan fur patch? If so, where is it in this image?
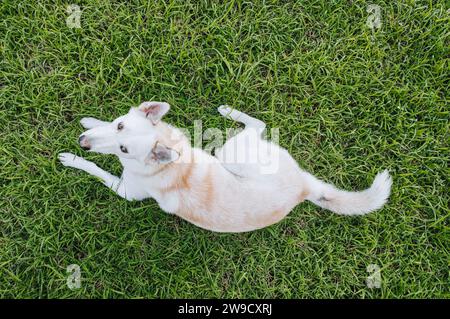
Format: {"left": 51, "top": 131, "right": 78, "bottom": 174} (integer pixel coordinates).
{"left": 159, "top": 163, "right": 195, "bottom": 193}
{"left": 297, "top": 188, "right": 309, "bottom": 203}
{"left": 180, "top": 163, "right": 194, "bottom": 189}
{"left": 175, "top": 167, "right": 215, "bottom": 229}
{"left": 201, "top": 168, "right": 215, "bottom": 211}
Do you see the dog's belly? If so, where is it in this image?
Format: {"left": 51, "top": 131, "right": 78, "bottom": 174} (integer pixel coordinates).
{"left": 173, "top": 182, "right": 306, "bottom": 233}
{"left": 175, "top": 205, "right": 293, "bottom": 233}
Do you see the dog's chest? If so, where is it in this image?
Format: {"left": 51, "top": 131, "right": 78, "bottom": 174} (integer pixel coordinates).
{"left": 119, "top": 171, "right": 154, "bottom": 201}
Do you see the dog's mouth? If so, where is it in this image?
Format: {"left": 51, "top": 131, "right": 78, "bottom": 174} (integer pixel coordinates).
{"left": 78, "top": 135, "right": 91, "bottom": 150}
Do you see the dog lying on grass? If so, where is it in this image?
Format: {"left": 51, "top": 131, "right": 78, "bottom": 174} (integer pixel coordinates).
{"left": 59, "top": 102, "right": 392, "bottom": 232}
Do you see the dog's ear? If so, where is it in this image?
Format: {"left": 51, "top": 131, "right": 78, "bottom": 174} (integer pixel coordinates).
{"left": 146, "top": 142, "right": 179, "bottom": 165}
{"left": 138, "top": 101, "right": 170, "bottom": 125}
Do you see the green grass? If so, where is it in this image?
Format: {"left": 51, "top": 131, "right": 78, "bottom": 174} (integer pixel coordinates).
{"left": 0, "top": 0, "right": 448, "bottom": 298}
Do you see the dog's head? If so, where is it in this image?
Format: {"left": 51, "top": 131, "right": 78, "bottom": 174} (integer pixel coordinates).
{"left": 79, "top": 101, "right": 181, "bottom": 165}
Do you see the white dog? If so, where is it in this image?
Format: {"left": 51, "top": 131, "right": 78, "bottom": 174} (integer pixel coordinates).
{"left": 59, "top": 102, "right": 392, "bottom": 233}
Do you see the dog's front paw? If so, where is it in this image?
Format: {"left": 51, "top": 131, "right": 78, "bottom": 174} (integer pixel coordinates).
{"left": 58, "top": 152, "right": 87, "bottom": 169}
{"left": 218, "top": 105, "right": 233, "bottom": 117}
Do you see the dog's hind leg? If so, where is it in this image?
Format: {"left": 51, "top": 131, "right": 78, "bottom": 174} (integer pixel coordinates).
{"left": 80, "top": 117, "right": 110, "bottom": 129}
{"left": 218, "top": 105, "right": 266, "bottom": 131}
{"left": 215, "top": 106, "right": 269, "bottom": 178}
{"left": 58, "top": 152, "right": 134, "bottom": 200}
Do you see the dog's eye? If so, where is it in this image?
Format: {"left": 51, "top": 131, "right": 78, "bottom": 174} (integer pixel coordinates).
{"left": 117, "top": 122, "right": 124, "bottom": 130}
{"left": 120, "top": 145, "right": 128, "bottom": 153}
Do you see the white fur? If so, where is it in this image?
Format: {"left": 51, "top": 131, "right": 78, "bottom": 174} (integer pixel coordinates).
{"left": 59, "top": 102, "right": 392, "bottom": 233}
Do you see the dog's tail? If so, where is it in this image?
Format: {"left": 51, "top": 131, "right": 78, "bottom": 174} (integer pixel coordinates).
{"left": 302, "top": 170, "right": 392, "bottom": 215}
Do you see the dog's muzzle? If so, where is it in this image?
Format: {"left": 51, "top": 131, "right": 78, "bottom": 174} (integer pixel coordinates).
{"left": 79, "top": 135, "right": 90, "bottom": 150}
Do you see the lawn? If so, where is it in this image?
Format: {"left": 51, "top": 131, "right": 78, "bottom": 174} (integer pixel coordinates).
{"left": 0, "top": 0, "right": 448, "bottom": 298}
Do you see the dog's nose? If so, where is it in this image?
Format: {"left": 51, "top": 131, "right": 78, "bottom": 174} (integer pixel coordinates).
{"left": 78, "top": 135, "right": 90, "bottom": 150}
